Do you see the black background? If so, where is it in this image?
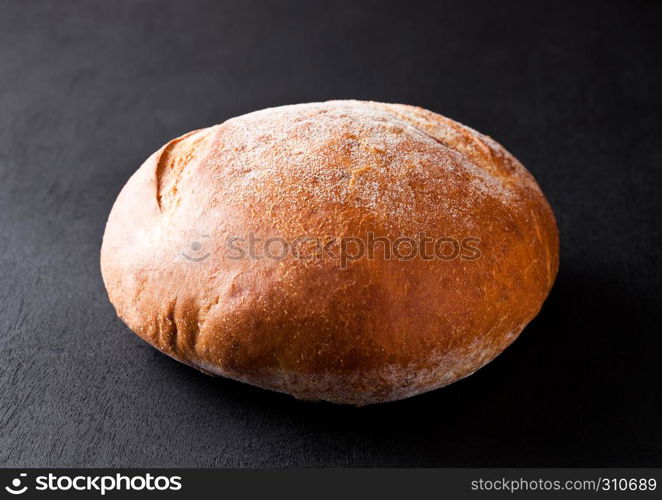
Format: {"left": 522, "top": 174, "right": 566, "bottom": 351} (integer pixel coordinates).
{"left": 1, "top": 0, "right": 660, "bottom": 467}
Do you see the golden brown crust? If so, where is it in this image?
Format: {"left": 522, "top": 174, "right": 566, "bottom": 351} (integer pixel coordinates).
{"left": 100, "top": 101, "right": 559, "bottom": 405}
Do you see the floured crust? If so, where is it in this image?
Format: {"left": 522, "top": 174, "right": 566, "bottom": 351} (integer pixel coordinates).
{"left": 100, "top": 100, "right": 559, "bottom": 405}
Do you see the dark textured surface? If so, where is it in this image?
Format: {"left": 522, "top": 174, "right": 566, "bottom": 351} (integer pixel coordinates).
{"left": 0, "top": 0, "right": 660, "bottom": 467}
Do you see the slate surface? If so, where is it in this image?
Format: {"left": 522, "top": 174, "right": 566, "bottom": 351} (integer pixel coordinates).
{"left": 0, "top": 0, "right": 660, "bottom": 467}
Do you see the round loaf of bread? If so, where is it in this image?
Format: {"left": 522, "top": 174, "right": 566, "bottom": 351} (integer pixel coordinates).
{"left": 101, "top": 100, "right": 559, "bottom": 405}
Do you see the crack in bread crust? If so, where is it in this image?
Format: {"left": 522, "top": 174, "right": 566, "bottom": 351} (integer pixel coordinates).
{"left": 155, "top": 128, "right": 215, "bottom": 212}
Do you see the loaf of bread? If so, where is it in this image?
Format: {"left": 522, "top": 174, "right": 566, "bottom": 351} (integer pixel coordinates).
{"left": 101, "top": 101, "right": 558, "bottom": 405}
